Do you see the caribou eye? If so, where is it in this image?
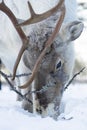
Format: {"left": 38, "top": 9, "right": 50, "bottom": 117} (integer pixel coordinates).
{"left": 56, "top": 61, "right": 62, "bottom": 70}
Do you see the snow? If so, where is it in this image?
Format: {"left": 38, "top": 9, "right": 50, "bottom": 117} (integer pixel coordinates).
{"left": 0, "top": 83, "right": 87, "bottom": 130}
{"left": 0, "top": 0, "right": 87, "bottom": 130}
{"left": 77, "top": 0, "right": 87, "bottom": 3}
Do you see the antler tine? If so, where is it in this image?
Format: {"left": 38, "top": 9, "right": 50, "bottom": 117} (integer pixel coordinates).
{"left": 0, "top": 1, "right": 29, "bottom": 80}
{"left": 12, "top": 42, "right": 29, "bottom": 80}
{"left": 17, "top": 0, "right": 64, "bottom": 26}
{"left": 19, "top": 4, "right": 66, "bottom": 89}
{"left": 27, "top": 1, "right": 36, "bottom": 17}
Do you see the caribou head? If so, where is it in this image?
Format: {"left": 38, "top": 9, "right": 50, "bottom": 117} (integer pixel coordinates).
{"left": 0, "top": 0, "right": 84, "bottom": 119}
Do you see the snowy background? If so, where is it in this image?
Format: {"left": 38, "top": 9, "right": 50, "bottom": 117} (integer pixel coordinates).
{"left": 0, "top": 0, "right": 87, "bottom": 130}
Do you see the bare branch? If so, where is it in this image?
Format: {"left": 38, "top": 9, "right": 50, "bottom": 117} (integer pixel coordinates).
{"left": 64, "top": 67, "right": 85, "bottom": 90}
{"left": 0, "top": 67, "right": 85, "bottom": 104}
{"left": 2, "top": 72, "right": 31, "bottom": 78}
{"left": 24, "top": 67, "right": 86, "bottom": 96}
{"left": 0, "top": 70, "right": 33, "bottom": 105}
{"left": 24, "top": 79, "right": 61, "bottom": 96}
{"left": 19, "top": 5, "right": 66, "bottom": 89}
{"left": 17, "top": 0, "right": 64, "bottom": 26}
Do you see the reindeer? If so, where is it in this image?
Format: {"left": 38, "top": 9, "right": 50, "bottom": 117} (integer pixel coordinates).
{"left": 0, "top": 0, "right": 83, "bottom": 119}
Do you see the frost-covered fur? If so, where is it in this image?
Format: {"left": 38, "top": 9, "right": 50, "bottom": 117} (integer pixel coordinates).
{"left": 0, "top": 0, "right": 83, "bottom": 119}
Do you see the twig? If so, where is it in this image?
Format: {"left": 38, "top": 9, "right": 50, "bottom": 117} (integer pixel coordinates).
{"left": 0, "top": 67, "right": 85, "bottom": 101}
{"left": 0, "top": 70, "right": 33, "bottom": 105}
{"left": 24, "top": 67, "right": 86, "bottom": 96}
{"left": 61, "top": 116, "right": 73, "bottom": 120}
{"left": 4, "top": 72, "right": 31, "bottom": 78}
{"left": 64, "top": 67, "right": 85, "bottom": 90}
{"left": 24, "top": 84, "right": 50, "bottom": 96}
{"left": 26, "top": 67, "right": 86, "bottom": 95}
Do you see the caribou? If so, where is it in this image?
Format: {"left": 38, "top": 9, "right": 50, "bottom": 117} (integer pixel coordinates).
{"left": 0, "top": 0, "right": 83, "bottom": 119}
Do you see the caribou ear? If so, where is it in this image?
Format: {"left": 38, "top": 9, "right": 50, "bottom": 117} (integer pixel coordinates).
{"left": 68, "top": 21, "right": 84, "bottom": 41}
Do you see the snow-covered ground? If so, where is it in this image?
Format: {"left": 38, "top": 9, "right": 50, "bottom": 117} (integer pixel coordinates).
{"left": 0, "top": 0, "right": 87, "bottom": 130}
{"left": 0, "top": 83, "right": 87, "bottom": 130}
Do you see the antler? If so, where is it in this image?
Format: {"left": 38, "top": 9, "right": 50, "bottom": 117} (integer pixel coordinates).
{"left": 19, "top": 4, "right": 66, "bottom": 89}
{"left": 0, "top": 0, "right": 64, "bottom": 81}
{"left": 17, "top": 0, "right": 64, "bottom": 26}
{"left": 0, "top": 0, "right": 29, "bottom": 80}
